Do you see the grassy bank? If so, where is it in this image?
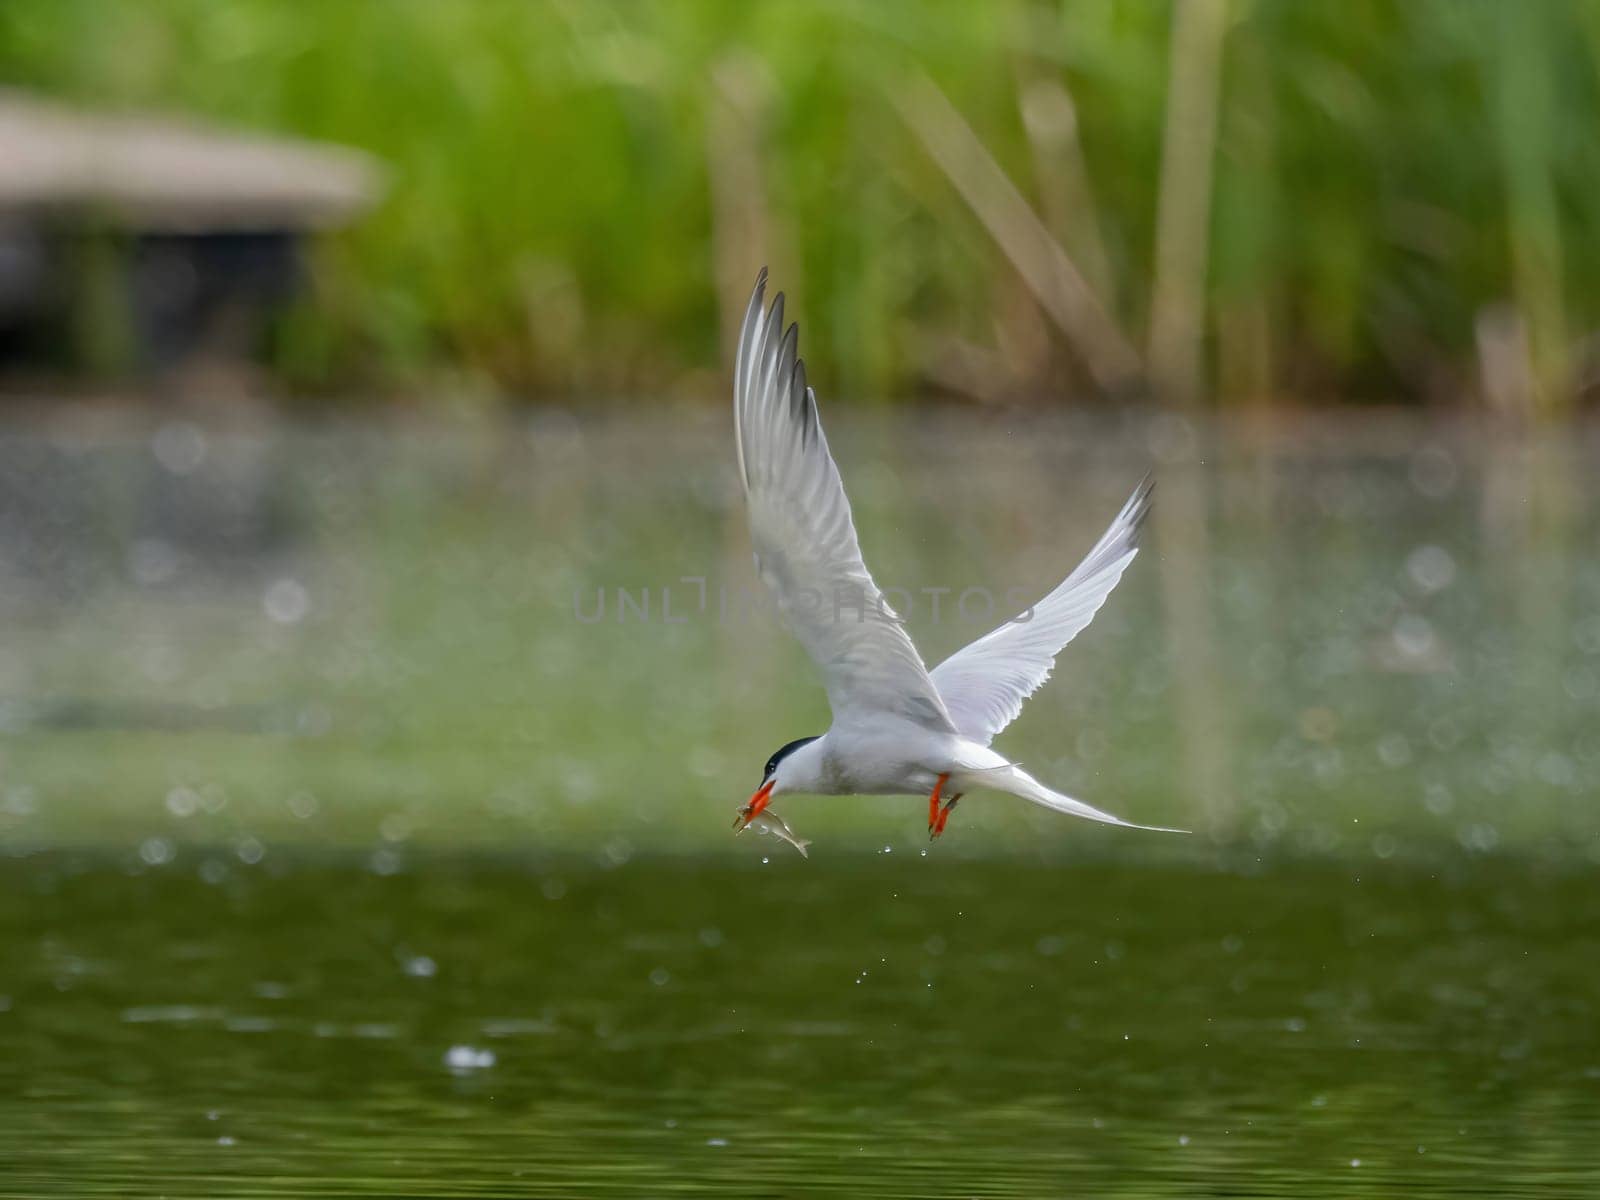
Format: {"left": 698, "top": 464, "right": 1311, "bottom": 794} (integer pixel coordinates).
{"left": 2, "top": 1, "right": 1598, "bottom": 407}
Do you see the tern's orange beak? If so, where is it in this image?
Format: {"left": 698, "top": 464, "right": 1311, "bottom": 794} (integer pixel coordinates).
{"left": 736, "top": 779, "right": 776, "bottom": 829}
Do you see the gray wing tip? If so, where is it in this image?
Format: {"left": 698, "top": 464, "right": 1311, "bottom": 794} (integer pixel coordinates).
{"left": 792, "top": 356, "right": 813, "bottom": 444}
{"left": 1125, "top": 473, "right": 1156, "bottom": 546}
{"left": 775, "top": 308, "right": 797, "bottom": 362}
{"left": 742, "top": 271, "right": 826, "bottom": 453}
{"left": 736, "top": 270, "right": 773, "bottom": 394}
{"left": 735, "top": 270, "right": 777, "bottom": 489}
{"left": 744, "top": 269, "right": 770, "bottom": 331}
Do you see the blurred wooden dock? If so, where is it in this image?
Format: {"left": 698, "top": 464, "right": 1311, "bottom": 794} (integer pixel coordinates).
{"left": 0, "top": 89, "right": 384, "bottom": 384}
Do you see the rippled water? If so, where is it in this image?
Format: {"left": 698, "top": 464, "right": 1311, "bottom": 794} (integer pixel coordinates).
{"left": 2, "top": 411, "right": 1598, "bottom": 1193}
{"left": 4, "top": 853, "right": 1599, "bottom": 1197}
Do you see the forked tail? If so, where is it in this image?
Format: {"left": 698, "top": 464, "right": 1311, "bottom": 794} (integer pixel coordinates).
{"left": 983, "top": 764, "right": 1187, "bottom": 833}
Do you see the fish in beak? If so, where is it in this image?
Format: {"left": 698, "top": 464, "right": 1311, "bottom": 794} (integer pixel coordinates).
{"left": 738, "top": 808, "right": 812, "bottom": 858}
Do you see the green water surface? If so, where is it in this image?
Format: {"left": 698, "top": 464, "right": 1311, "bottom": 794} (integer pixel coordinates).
{"left": 2, "top": 413, "right": 1598, "bottom": 1194}
{"left": 4, "top": 852, "right": 1599, "bottom": 1197}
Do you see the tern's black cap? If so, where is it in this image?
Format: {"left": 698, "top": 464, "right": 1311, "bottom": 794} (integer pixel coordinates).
{"left": 763, "top": 736, "right": 819, "bottom": 782}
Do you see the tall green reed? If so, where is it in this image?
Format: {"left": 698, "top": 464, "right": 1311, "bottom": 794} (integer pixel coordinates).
{"left": 0, "top": 0, "right": 1595, "bottom": 408}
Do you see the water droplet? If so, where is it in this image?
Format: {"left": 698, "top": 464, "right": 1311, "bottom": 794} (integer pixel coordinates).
{"left": 443, "top": 1045, "right": 496, "bottom": 1072}
{"left": 151, "top": 422, "right": 207, "bottom": 474}
{"left": 1458, "top": 822, "right": 1499, "bottom": 852}
{"left": 287, "top": 791, "right": 319, "bottom": 820}
{"left": 1392, "top": 613, "right": 1436, "bottom": 660}
{"left": 165, "top": 787, "right": 199, "bottom": 818}
{"left": 1422, "top": 782, "right": 1455, "bottom": 816}
{"left": 1408, "top": 446, "right": 1457, "bottom": 497}
{"left": 263, "top": 578, "right": 310, "bottom": 625}
{"left": 1405, "top": 544, "right": 1456, "bottom": 593}
{"left": 1376, "top": 733, "right": 1412, "bottom": 769}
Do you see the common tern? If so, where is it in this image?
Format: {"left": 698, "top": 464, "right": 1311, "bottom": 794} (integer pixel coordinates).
{"left": 731, "top": 269, "right": 1180, "bottom": 841}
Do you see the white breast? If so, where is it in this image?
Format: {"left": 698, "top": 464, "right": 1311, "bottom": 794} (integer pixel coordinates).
{"left": 812, "top": 718, "right": 957, "bottom": 796}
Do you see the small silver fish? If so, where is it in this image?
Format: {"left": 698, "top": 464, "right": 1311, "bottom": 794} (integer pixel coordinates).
{"left": 738, "top": 809, "right": 812, "bottom": 858}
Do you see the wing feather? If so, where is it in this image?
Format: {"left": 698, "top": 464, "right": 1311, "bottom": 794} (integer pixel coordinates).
{"left": 930, "top": 478, "right": 1152, "bottom": 745}
{"left": 734, "top": 270, "right": 955, "bottom": 732}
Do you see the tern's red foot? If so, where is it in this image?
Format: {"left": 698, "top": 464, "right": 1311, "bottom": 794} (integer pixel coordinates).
{"left": 926, "top": 773, "right": 950, "bottom": 835}
{"left": 931, "top": 794, "right": 962, "bottom": 839}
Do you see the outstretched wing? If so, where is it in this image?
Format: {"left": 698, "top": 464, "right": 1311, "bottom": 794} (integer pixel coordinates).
{"left": 734, "top": 270, "right": 955, "bottom": 733}
{"left": 930, "top": 478, "right": 1152, "bottom": 745}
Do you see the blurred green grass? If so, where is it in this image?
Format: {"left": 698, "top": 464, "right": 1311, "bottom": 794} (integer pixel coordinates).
{"left": 2, "top": 1, "right": 1598, "bottom": 405}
